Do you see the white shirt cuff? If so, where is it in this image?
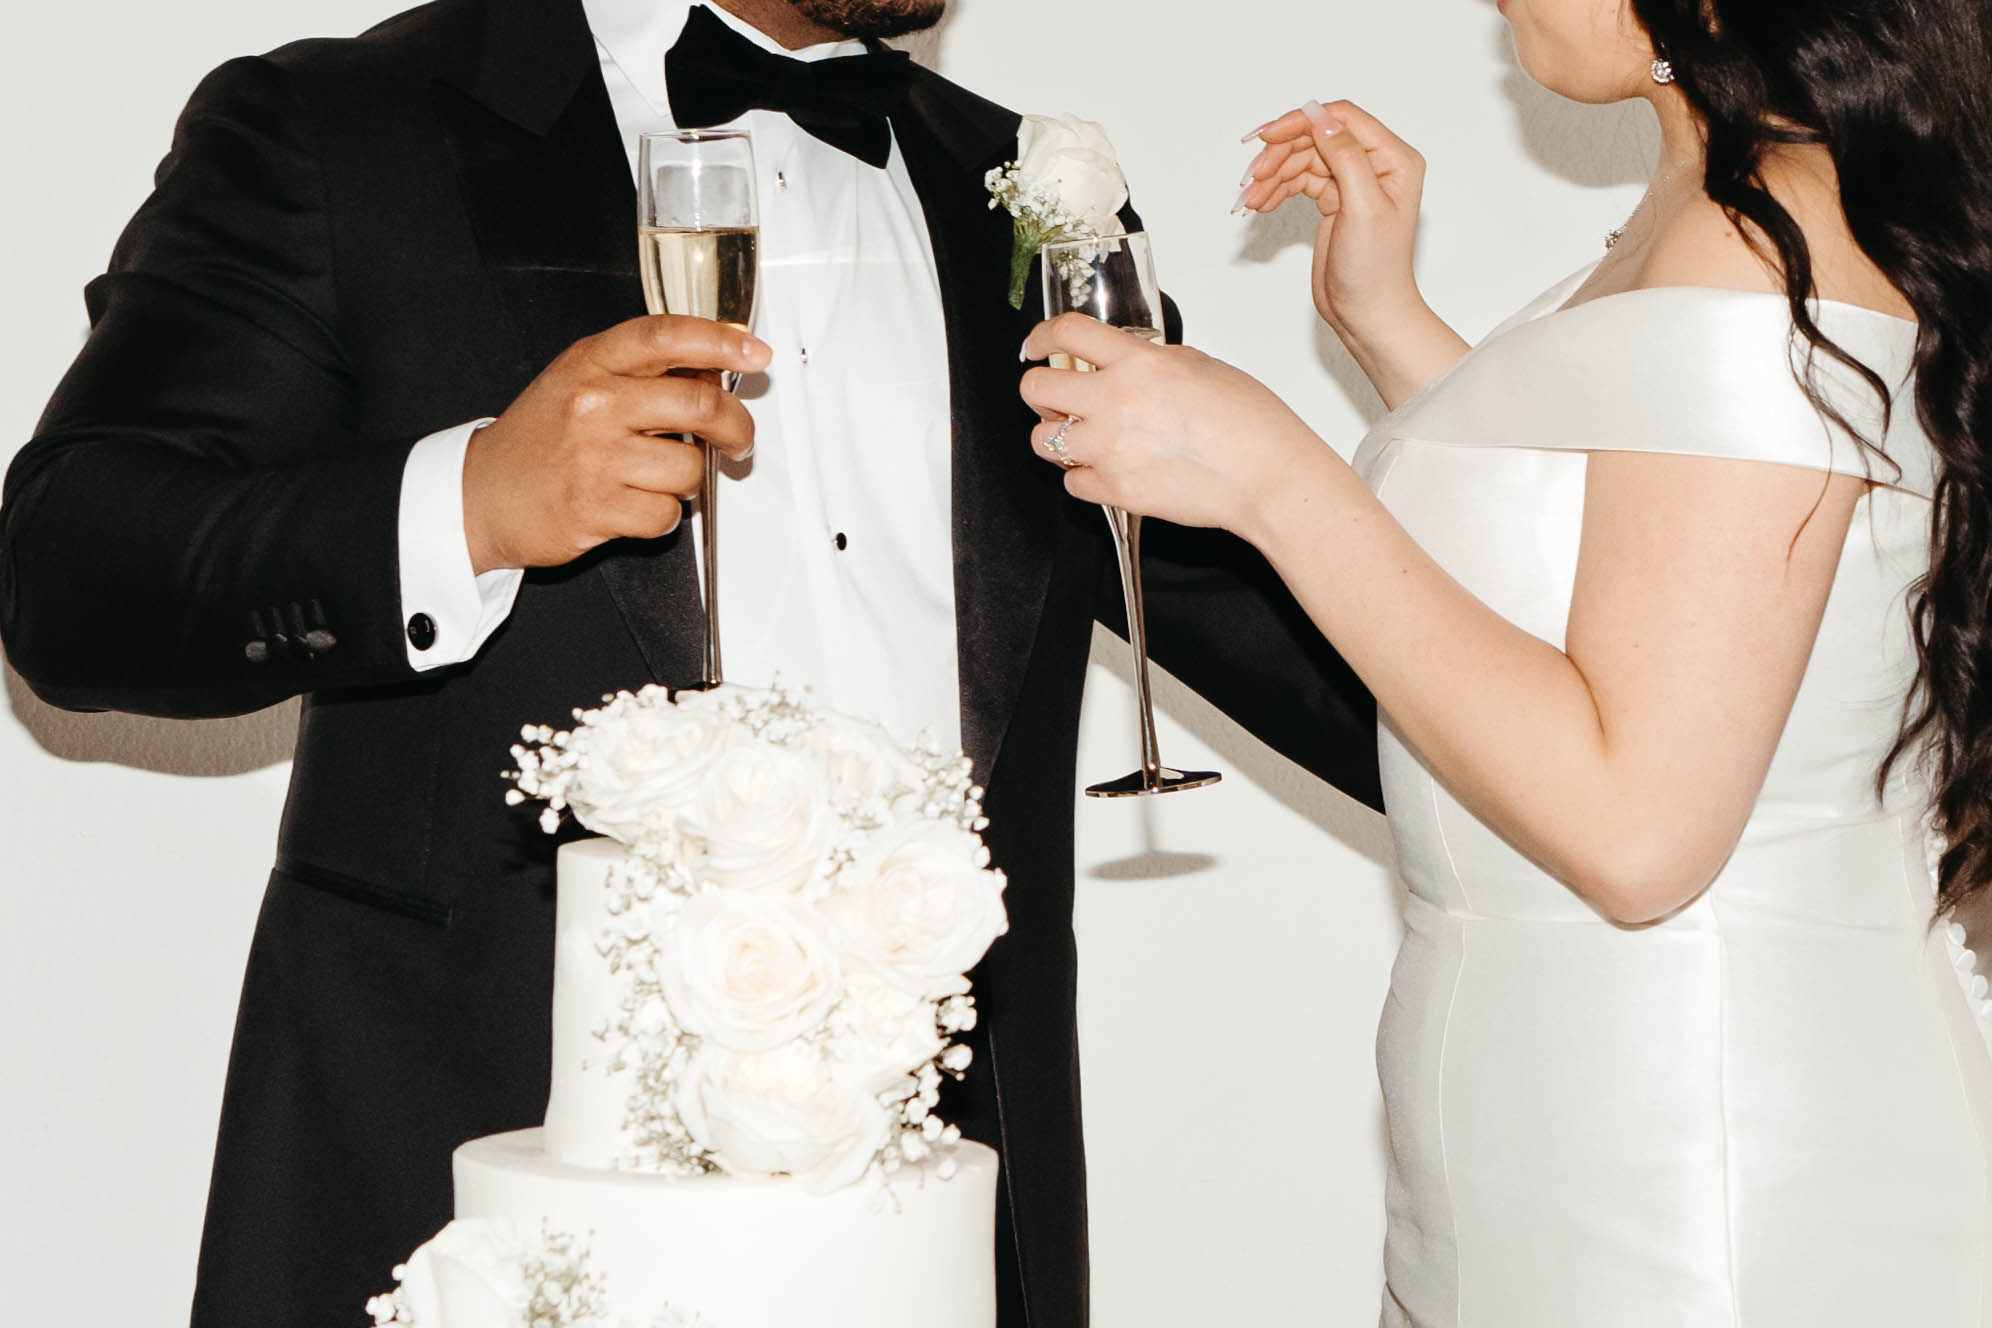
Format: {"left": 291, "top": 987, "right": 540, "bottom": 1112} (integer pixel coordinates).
{"left": 397, "top": 418, "right": 523, "bottom": 671}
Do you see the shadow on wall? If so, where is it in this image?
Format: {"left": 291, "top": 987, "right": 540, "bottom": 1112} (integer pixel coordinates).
{"left": 5, "top": 664, "right": 296, "bottom": 777}
{"left": 1495, "top": 10, "right": 1657, "bottom": 191}
{"left": 1227, "top": 22, "right": 1656, "bottom": 422}
{"left": 888, "top": 11, "right": 950, "bottom": 67}
{"left": 1087, "top": 624, "right": 1398, "bottom": 886}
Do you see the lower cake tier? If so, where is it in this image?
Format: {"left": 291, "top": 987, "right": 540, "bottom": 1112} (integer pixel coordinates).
{"left": 433, "top": 1128, "right": 999, "bottom": 1328}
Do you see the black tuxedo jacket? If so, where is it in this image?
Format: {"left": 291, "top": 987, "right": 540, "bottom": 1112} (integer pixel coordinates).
{"left": 0, "top": 1, "right": 1380, "bottom": 1323}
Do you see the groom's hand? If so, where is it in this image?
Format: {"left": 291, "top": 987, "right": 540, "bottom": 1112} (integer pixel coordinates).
{"left": 463, "top": 315, "right": 772, "bottom": 575}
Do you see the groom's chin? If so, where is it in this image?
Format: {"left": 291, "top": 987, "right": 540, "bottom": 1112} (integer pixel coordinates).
{"left": 791, "top": 0, "right": 947, "bottom": 40}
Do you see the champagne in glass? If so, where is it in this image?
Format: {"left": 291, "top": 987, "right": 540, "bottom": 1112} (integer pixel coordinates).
{"left": 638, "top": 227, "right": 759, "bottom": 329}
{"left": 1039, "top": 232, "right": 1221, "bottom": 798}
{"left": 638, "top": 130, "right": 761, "bottom": 687}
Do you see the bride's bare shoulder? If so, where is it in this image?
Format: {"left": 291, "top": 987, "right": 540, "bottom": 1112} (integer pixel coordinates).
{"left": 1640, "top": 159, "right": 1914, "bottom": 320}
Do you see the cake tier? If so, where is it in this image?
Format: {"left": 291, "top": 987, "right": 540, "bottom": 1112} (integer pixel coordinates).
{"left": 453, "top": 1129, "right": 999, "bottom": 1327}
{"left": 544, "top": 838, "right": 636, "bottom": 1168}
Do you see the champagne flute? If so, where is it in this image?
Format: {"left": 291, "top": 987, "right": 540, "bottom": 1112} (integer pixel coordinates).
{"left": 637, "top": 129, "right": 761, "bottom": 687}
{"left": 1040, "top": 232, "right": 1221, "bottom": 798}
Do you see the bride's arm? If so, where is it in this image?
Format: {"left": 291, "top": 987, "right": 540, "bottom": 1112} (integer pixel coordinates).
{"left": 1240, "top": 101, "right": 1470, "bottom": 409}
{"left": 1019, "top": 316, "right": 1861, "bottom": 928}
{"left": 1247, "top": 439, "right": 1860, "bottom": 925}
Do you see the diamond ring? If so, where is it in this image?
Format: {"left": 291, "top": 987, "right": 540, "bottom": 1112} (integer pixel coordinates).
{"left": 1045, "top": 415, "right": 1079, "bottom": 469}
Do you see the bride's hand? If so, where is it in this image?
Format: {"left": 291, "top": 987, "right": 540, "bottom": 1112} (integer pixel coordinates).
{"left": 1019, "top": 315, "right": 1343, "bottom": 540}
{"left": 1239, "top": 99, "right": 1427, "bottom": 339}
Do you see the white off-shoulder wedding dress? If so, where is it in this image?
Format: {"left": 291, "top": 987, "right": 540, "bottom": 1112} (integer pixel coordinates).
{"left": 1354, "top": 264, "right": 1992, "bottom": 1326}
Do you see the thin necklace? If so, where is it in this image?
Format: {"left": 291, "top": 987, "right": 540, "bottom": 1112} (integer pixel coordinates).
{"left": 1605, "top": 161, "right": 1697, "bottom": 250}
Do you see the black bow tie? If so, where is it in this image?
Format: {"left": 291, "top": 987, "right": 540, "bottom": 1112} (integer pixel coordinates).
{"left": 665, "top": 6, "right": 912, "bottom": 169}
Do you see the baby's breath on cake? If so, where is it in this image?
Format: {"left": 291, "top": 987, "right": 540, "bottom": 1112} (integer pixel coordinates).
{"left": 504, "top": 684, "right": 1004, "bottom": 1192}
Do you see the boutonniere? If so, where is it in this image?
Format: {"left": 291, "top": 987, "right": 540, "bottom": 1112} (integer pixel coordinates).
{"left": 985, "top": 113, "right": 1131, "bottom": 310}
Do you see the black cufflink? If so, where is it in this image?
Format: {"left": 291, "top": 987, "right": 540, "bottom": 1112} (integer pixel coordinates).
{"left": 407, "top": 612, "right": 438, "bottom": 651}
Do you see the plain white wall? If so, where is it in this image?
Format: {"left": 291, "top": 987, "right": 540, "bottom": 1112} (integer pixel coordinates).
{"left": 0, "top": 0, "right": 1651, "bottom": 1320}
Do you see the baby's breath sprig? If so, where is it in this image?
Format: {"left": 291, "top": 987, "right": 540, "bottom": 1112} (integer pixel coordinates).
{"left": 986, "top": 164, "right": 1092, "bottom": 311}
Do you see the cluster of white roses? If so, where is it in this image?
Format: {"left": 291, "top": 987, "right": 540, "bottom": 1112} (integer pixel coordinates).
{"left": 508, "top": 684, "right": 1009, "bottom": 1194}
{"left": 985, "top": 112, "right": 1129, "bottom": 308}
{"left": 368, "top": 1220, "right": 707, "bottom": 1328}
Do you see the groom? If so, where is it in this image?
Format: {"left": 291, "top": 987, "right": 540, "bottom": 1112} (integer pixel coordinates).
{"left": 0, "top": 0, "right": 1379, "bottom": 1322}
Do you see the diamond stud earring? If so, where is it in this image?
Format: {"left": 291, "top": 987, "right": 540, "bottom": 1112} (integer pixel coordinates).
{"left": 1651, "top": 57, "right": 1675, "bottom": 84}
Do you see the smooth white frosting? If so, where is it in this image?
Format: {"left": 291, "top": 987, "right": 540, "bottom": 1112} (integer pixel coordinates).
{"left": 543, "top": 839, "right": 631, "bottom": 1168}
{"left": 453, "top": 1129, "right": 999, "bottom": 1327}
{"left": 377, "top": 837, "right": 1000, "bottom": 1328}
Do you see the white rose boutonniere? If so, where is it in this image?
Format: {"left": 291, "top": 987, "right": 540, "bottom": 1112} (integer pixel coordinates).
{"left": 986, "top": 113, "right": 1130, "bottom": 309}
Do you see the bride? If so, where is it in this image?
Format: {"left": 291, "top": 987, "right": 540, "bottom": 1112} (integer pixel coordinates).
{"left": 1023, "top": 0, "right": 1992, "bottom": 1322}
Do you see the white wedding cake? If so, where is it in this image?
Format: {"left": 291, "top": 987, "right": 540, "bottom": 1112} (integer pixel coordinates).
{"left": 370, "top": 686, "right": 1009, "bottom": 1328}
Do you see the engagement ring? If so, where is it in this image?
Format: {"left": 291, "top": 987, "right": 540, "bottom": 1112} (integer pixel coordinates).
{"left": 1046, "top": 415, "right": 1078, "bottom": 469}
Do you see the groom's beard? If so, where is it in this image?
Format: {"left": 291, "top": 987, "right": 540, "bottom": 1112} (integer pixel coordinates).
{"left": 790, "top": 0, "right": 945, "bottom": 39}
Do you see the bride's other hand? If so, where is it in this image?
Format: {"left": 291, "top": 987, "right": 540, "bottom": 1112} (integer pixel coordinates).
{"left": 1240, "top": 100, "right": 1470, "bottom": 408}
{"left": 1239, "top": 100, "right": 1423, "bottom": 332}
{"left": 1019, "top": 314, "right": 1346, "bottom": 539}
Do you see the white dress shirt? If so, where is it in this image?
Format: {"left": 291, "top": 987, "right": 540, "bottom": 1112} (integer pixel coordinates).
{"left": 396, "top": 0, "right": 961, "bottom": 749}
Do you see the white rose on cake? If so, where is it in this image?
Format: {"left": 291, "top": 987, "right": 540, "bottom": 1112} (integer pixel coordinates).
{"left": 659, "top": 890, "right": 843, "bottom": 1053}
{"left": 678, "top": 1041, "right": 894, "bottom": 1192}
{"left": 1013, "top": 113, "right": 1129, "bottom": 239}
{"left": 829, "top": 968, "right": 947, "bottom": 1095}
{"left": 809, "top": 712, "right": 929, "bottom": 810}
{"left": 368, "top": 1218, "right": 529, "bottom": 1326}
{"left": 564, "top": 690, "right": 736, "bottom": 845}
{"left": 684, "top": 741, "right": 837, "bottom": 894}
{"left": 828, "top": 821, "right": 1009, "bottom": 999}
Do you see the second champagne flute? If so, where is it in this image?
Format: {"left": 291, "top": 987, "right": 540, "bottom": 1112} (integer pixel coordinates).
{"left": 637, "top": 129, "right": 761, "bottom": 687}
{"left": 1040, "top": 232, "right": 1222, "bottom": 798}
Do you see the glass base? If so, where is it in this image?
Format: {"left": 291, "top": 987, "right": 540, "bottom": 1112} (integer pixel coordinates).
{"left": 1085, "top": 768, "right": 1223, "bottom": 799}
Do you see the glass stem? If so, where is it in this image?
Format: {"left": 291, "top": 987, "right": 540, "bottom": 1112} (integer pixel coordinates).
{"left": 1105, "top": 505, "right": 1164, "bottom": 786}
{"left": 701, "top": 439, "right": 722, "bottom": 686}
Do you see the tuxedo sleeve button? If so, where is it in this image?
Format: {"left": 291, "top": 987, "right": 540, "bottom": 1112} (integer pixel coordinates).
{"left": 244, "top": 640, "right": 270, "bottom": 664}
{"left": 406, "top": 612, "right": 437, "bottom": 652}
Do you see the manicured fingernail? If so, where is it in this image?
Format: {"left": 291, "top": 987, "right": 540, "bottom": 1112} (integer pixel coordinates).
{"left": 1301, "top": 100, "right": 1343, "bottom": 135}
{"left": 1019, "top": 338, "right": 1032, "bottom": 363}
{"left": 1239, "top": 165, "right": 1258, "bottom": 188}
{"left": 1239, "top": 120, "right": 1275, "bottom": 143}
{"left": 1231, "top": 186, "right": 1253, "bottom": 214}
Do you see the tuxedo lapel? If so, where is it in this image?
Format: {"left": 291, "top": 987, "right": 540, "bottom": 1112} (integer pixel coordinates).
{"left": 436, "top": 0, "right": 706, "bottom": 686}
{"left": 432, "top": 1, "right": 1060, "bottom": 723}
{"left": 888, "top": 75, "right": 1061, "bottom": 783}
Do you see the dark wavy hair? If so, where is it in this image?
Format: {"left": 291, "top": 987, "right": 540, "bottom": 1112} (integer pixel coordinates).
{"left": 1623, "top": 0, "right": 1992, "bottom": 916}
